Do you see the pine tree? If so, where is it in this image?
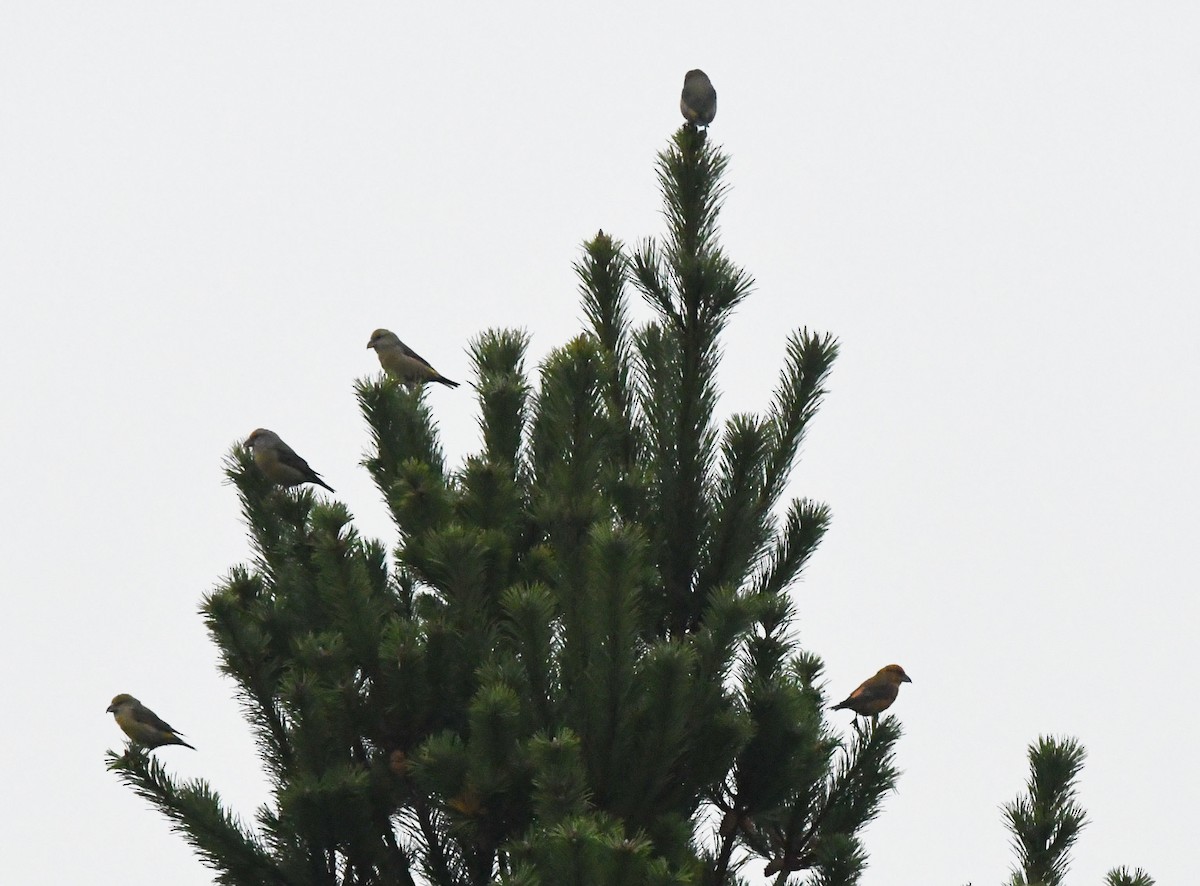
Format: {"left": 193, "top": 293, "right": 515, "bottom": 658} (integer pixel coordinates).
{"left": 996, "top": 736, "right": 1154, "bottom": 886}
{"left": 108, "top": 125, "right": 905, "bottom": 885}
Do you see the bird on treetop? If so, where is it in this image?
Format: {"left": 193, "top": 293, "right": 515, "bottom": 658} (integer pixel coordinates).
{"left": 831, "top": 664, "right": 912, "bottom": 717}
{"left": 367, "top": 328, "right": 459, "bottom": 389}
{"left": 245, "top": 428, "right": 335, "bottom": 493}
{"left": 107, "top": 694, "right": 195, "bottom": 750}
{"left": 680, "top": 69, "right": 717, "bottom": 127}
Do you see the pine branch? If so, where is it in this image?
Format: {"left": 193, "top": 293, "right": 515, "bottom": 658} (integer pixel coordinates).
{"left": 107, "top": 749, "right": 290, "bottom": 885}
{"left": 632, "top": 321, "right": 717, "bottom": 634}
{"left": 529, "top": 338, "right": 616, "bottom": 608}
{"left": 578, "top": 230, "right": 634, "bottom": 375}
{"left": 412, "top": 792, "right": 460, "bottom": 886}
{"left": 755, "top": 716, "right": 900, "bottom": 881}
{"left": 752, "top": 498, "right": 832, "bottom": 599}
{"left": 1003, "top": 736, "right": 1088, "bottom": 886}
{"left": 1105, "top": 866, "right": 1155, "bottom": 886}
{"left": 498, "top": 584, "right": 561, "bottom": 732}
{"left": 631, "top": 240, "right": 676, "bottom": 325}
{"left": 470, "top": 328, "right": 532, "bottom": 474}
{"left": 711, "top": 826, "right": 738, "bottom": 886}
{"left": 762, "top": 330, "right": 839, "bottom": 508}
{"left": 690, "top": 585, "right": 764, "bottom": 683}
{"left": 659, "top": 126, "right": 731, "bottom": 271}
{"left": 819, "top": 716, "right": 903, "bottom": 840}
{"left": 696, "top": 414, "right": 772, "bottom": 598}
{"left": 526, "top": 730, "right": 590, "bottom": 826}
{"left": 577, "top": 230, "right": 642, "bottom": 482}
{"left": 201, "top": 574, "right": 295, "bottom": 777}
{"left": 357, "top": 377, "right": 448, "bottom": 527}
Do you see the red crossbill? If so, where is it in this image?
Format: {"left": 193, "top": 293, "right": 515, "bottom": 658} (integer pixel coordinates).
{"left": 367, "top": 328, "right": 459, "bottom": 388}
{"left": 831, "top": 664, "right": 911, "bottom": 716}
{"left": 107, "top": 694, "right": 195, "bottom": 750}
{"left": 680, "top": 69, "right": 717, "bottom": 127}
{"left": 245, "top": 428, "right": 335, "bottom": 492}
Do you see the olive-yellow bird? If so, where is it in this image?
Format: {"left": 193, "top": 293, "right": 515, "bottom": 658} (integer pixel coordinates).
{"left": 107, "top": 694, "right": 195, "bottom": 750}
{"left": 245, "top": 428, "right": 335, "bottom": 492}
{"left": 831, "top": 664, "right": 912, "bottom": 716}
{"left": 680, "top": 69, "right": 717, "bottom": 127}
{"left": 367, "top": 328, "right": 459, "bottom": 388}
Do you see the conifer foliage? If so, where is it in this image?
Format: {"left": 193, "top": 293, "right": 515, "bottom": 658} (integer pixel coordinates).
{"left": 107, "top": 126, "right": 905, "bottom": 885}
{"left": 999, "top": 737, "right": 1154, "bottom": 886}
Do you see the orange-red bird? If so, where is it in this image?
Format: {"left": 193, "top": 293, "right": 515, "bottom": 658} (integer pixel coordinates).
{"left": 831, "top": 664, "right": 911, "bottom": 716}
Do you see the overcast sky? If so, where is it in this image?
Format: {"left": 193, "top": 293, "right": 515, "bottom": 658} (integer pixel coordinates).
{"left": 2, "top": 3, "right": 1196, "bottom": 884}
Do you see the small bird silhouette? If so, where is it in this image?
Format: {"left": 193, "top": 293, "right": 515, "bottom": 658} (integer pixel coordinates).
{"left": 680, "top": 69, "right": 717, "bottom": 127}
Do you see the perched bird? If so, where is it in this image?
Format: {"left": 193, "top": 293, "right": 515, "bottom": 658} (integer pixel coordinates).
{"left": 763, "top": 853, "right": 806, "bottom": 877}
{"left": 246, "top": 428, "right": 335, "bottom": 492}
{"left": 680, "top": 69, "right": 717, "bottom": 127}
{"left": 367, "top": 328, "right": 459, "bottom": 388}
{"left": 107, "top": 694, "right": 195, "bottom": 750}
{"left": 831, "top": 664, "right": 912, "bottom": 717}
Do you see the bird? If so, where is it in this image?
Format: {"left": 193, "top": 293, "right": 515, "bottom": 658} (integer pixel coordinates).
{"left": 245, "top": 428, "right": 335, "bottom": 492}
{"left": 680, "top": 69, "right": 717, "bottom": 127}
{"left": 831, "top": 664, "right": 912, "bottom": 717}
{"left": 367, "top": 328, "right": 459, "bottom": 388}
{"left": 763, "top": 854, "right": 806, "bottom": 877}
{"left": 107, "top": 694, "right": 195, "bottom": 750}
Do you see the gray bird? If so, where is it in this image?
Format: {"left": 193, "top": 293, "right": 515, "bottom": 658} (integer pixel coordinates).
{"left": 245, "top": 428, "right": 335, "bottom": 492}
{"left": 367, "top": 328, "right": 459, "bottom": 388}
{"left": 680, "top": 69, "right": 717, "bottom": 127}
{"left": 107, "top": 694, "right": 195, "bottom": 750}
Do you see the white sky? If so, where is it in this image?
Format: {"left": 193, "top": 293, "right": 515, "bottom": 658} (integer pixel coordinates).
{"left": 2, "top": 3, "right": 1196, "bottom": 884}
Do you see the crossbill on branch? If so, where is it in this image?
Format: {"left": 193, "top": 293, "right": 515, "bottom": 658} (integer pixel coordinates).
{"left": 107, "top": 694, "right": 195, "bottom": 750}
{"left": 245, "top": 428, "right": 335, "bottom": 492}
{"left": 680, "top": 69, "right": 717, "bottom": 127}
{"left": 830, "top": 664, "right": 911, "bottom": 717}
{"left": 366, "top": 328, "right": 459, "bottom": 388}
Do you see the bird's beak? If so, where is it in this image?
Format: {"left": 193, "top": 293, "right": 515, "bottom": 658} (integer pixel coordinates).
{"left": 105, "top": 704, "right": 117, "bottom": 713}
{"left": 902, "top": 675, "right": 912, "bottom": 683}
{"left": 365, "top": 340, "right": 373, "bottom": 349}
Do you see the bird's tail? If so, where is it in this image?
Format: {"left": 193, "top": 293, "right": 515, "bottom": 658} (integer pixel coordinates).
{"left": 436, "top": 376, "right": 460, "bottom": 388}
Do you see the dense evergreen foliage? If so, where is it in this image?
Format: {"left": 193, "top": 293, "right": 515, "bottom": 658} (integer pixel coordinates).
{"left": 107, "top": 124, "right": 1151, "bottom": 886}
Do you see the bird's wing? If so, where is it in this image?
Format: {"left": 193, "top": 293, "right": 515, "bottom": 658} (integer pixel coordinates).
{"left": 132, "top": 704, "right": 180, "bottom": 735}
{"left": 397, "top": 341, "right": 438, "bottom": 371}
{"left": 849, "top": 680, "right": 891, "bottom": 705}
{"left": 274, "top": 442, "right": 315, "bottom": 475}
